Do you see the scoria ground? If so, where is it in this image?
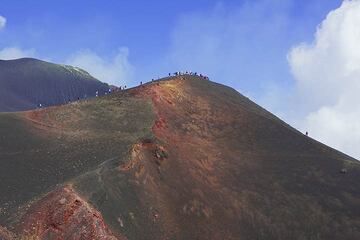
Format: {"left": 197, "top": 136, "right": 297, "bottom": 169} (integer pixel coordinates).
{"left": 0, "top": 76, "right": 359, "bottom": 240}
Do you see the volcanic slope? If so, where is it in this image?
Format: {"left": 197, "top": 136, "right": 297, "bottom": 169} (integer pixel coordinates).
{"left": 0, "top": 75, "right": 359, "bottom": 240}
{"left": 0, "top": 58, "right": 109, "bottom": 112}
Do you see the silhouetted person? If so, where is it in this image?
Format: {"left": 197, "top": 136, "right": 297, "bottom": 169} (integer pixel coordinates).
{"left": 306, "top": 131, "right": 308, "bottom": 136}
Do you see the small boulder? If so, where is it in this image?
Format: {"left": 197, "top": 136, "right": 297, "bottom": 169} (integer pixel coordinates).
{"left": 59, "top": 198, "right": 66, "bottom": 205}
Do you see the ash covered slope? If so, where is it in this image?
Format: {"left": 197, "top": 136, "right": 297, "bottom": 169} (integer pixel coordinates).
{"left": 0, "top": 75, "right": 359, "bottom": 240}
{"left": 0, "top": 58, "right": 109, "bottom": 112}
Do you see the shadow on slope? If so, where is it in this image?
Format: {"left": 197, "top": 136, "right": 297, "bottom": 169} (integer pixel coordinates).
{"left": 0, "top": 58, "right": 109, "bottom": 112}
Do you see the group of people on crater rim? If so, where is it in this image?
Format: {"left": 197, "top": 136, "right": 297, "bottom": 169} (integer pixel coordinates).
{"left": 38, "top": 71, "right": 208, "bottom": 108}
{"left": 108, "top": 85, "right": 126, "bottom": 93}
{"left": 170, "top": 71, "right": 209, "bottom": 80}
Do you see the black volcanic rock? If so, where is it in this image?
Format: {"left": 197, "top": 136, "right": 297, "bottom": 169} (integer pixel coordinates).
{"left": 0, "top": 58, "right": 109, "bottom": 112}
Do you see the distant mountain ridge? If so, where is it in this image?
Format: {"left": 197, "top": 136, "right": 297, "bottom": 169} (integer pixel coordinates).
{"left": 0, "top": 58, "right": 109, "bottom": 112}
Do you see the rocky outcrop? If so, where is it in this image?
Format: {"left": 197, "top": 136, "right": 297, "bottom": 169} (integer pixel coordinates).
{"left": 18, "top": 186, "right": 123, "bottom": 240}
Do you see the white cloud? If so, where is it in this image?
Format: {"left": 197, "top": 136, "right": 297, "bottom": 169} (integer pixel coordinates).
{"left": 65, "top": 48, "right": 134, "bottom": 86}
{"left": 0, "top": 15, "right": 6, "bottom": 30}
{"left": 0, "top": 47, "right": 36, "bottom": 60}
{"left": 288, "top": 0, "right": 360, "bottom": 159}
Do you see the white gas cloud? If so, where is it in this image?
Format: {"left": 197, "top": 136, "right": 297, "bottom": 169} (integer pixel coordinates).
{"left": 0, "top": 47, "right": 36, "bottom": 60}
{"left": 288, "top": 0, "right": 360, "bottom": 159}
{"left": 0, "top": 15, "right": 6, "bottom": 30}
{"left": 65, "top": 48, "right": 134, "bottom": 86}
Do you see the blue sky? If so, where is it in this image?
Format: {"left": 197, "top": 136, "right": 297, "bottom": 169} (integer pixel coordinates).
{"left": 1, "top": 1, "right": 217, "bottom": 63}
{"left": 0, "top": 0, "right": 341, "bottom": 88}
{"left": 4, "top": 0, "right": 360, "bottom": 159}
{"left": 0, "top": 0, "right": 343, "bottom": 117}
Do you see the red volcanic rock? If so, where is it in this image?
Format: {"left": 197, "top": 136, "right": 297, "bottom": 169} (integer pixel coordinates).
{"left": 19, "top": 186, "right": 124, "bottom": 240}
{"left": 0, "top": 226, "right": 15, "bottom": 240}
